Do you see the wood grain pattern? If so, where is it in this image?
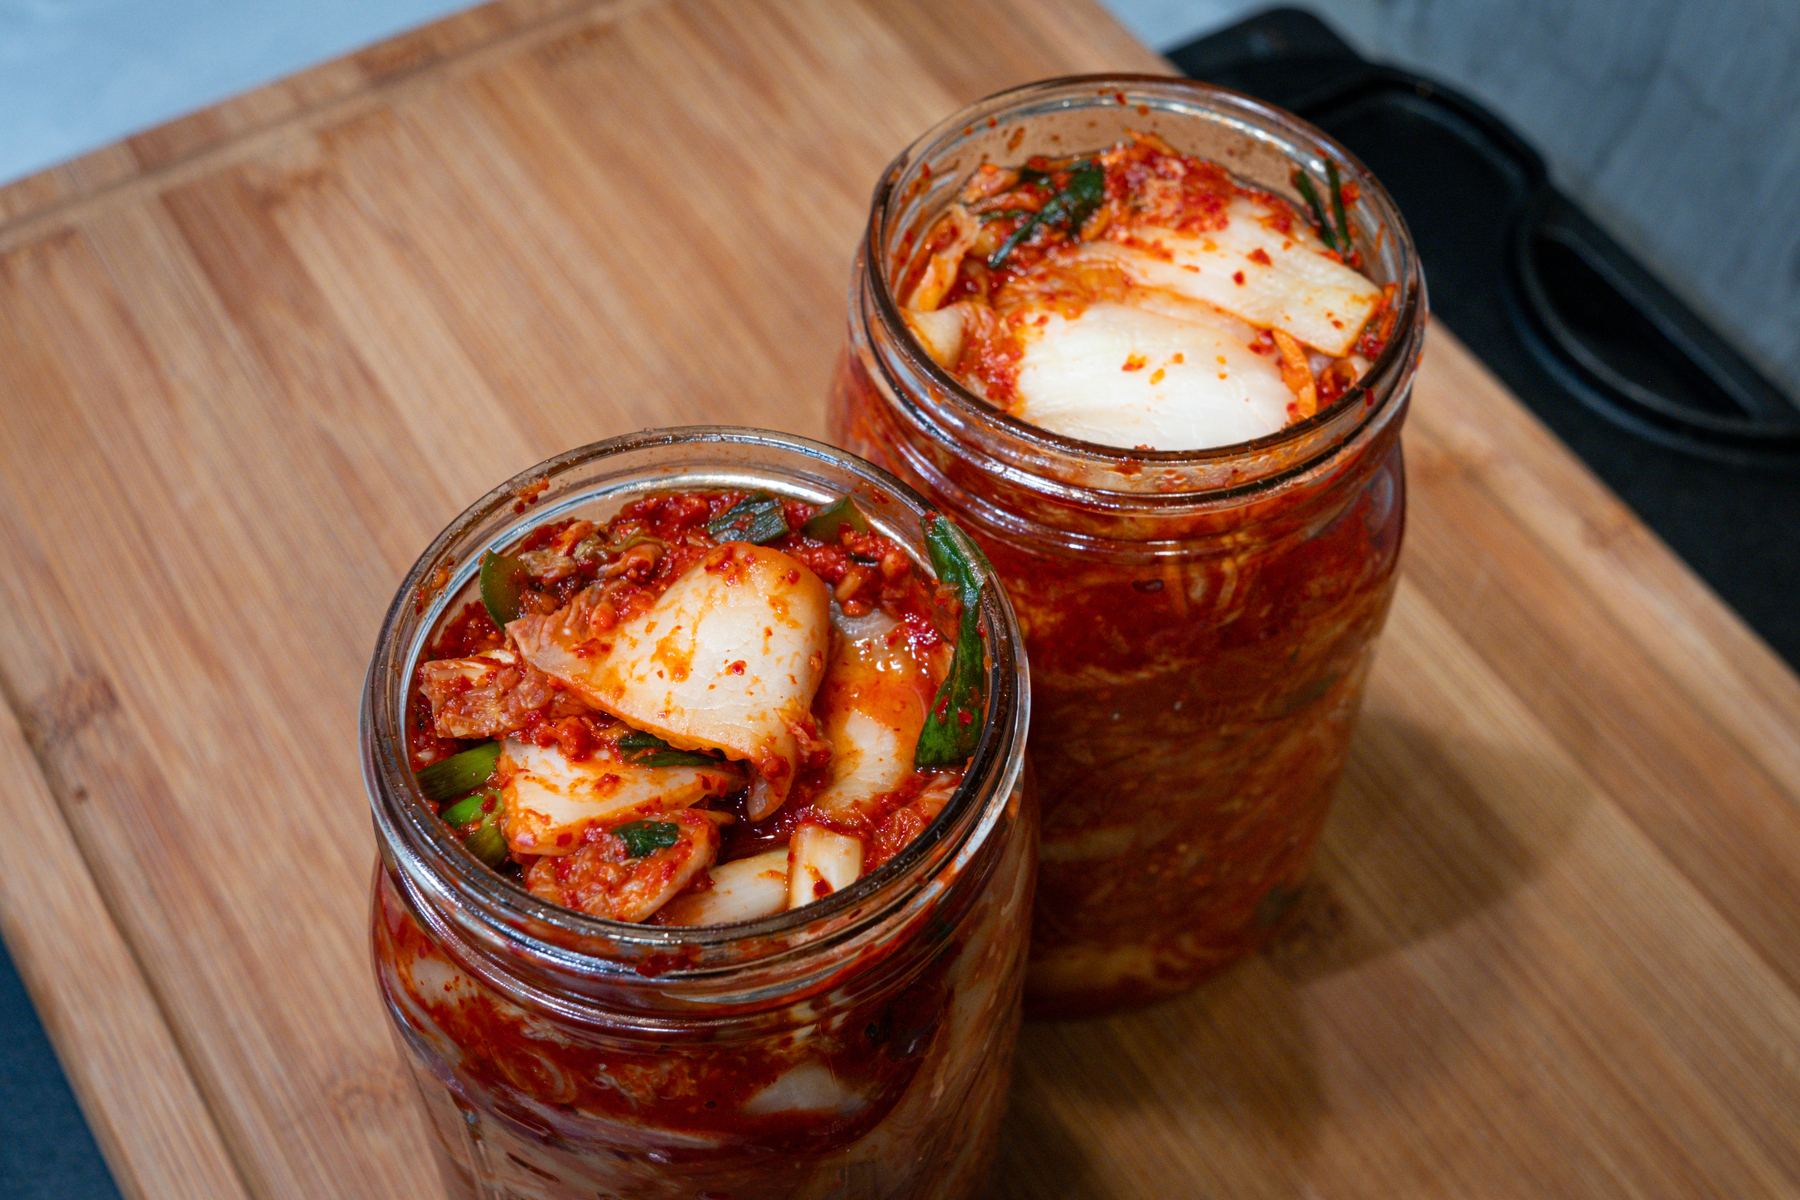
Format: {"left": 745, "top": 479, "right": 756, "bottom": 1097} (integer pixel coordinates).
{"left": 0, "top": 1, "right": 1795, "bottom": 1197}
{"left": 0, "top": 678, "right": 249, "bottom": 1200}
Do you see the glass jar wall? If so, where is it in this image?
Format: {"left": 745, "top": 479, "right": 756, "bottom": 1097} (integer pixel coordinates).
{"left": 829, "top": 77, "right": 1425, "bottom": 1018}
{"left": 362, "top": 429, "right": 1034, "bottom": 1198}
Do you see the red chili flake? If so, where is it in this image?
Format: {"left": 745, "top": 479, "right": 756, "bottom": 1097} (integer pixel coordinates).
{"left": 1122, "top": 354, "right": 1147, "bottom": 372}
{"left": 1233, "top": 270, "right": 1246, "bottom": 285}
{"left": 1248, "top": 247, "right": 1273, "bottom": 266}
{"left": 727, "top": 660, "right": 746, "bottom": 675}
{"left": 510, "top": 478, "right": 549, "bottom": 515}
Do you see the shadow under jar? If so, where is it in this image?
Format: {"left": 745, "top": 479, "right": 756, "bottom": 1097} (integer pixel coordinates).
{"left": 829, "top": 76, "right": 1425, "bottom": 1018}
{"left": 362, "top": 430, "right": 1034, "bottom": 1199}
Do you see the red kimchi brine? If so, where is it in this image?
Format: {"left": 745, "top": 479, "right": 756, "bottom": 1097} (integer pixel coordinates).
{"left": 362, "top": 431, "right": 1032, "bottom": 1199}
{"left": 829, "top": 77, "right": 1426, "bottom": 1017}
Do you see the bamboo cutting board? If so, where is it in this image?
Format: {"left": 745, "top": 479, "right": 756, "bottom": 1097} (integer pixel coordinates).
{"left": 2, "top": 1, "right": 1799, "bottom": 1196}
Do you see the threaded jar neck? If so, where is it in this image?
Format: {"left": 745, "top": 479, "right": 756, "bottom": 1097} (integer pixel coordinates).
{"left": 361, "top": 428, "right": 1030, "bottom": 1023}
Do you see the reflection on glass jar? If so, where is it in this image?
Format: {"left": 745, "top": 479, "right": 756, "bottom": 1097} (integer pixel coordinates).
{"left": 830, "top": 77, "right": 1426, "bottom": 1018}
{"left": 362, "top": 430, "right": 1034, "bottom": 1197}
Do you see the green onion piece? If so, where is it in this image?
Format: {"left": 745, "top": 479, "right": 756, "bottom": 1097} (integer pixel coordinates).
{"left": 1292, "top": 170, "right": 1338, "bottom": 254}
{"left": 706, "top": 490, "right": 790, "bottom": 545}
{"left": 1326, "top": 160, "right": 1352, "bottom": 255}
{"left": 479, "top": 550, "right": 530, "bottom": 626}
{"left": 638, "top": 749, "right": 726, "bottom": 769}
{"left": 465, "top": 814, "right": 508, "bottom": 868}
{"left": 416, "top": 741, "right": 501, "bottom": 803}
{"left": 615, "top": 820, "right": 681, "bottom": 857}
{"left": 988, "top": 160, "right": 1105, "bottom": 269}
{"left": 800, "top": 496, "right": 871, "bottom": 542}
{"left": 615, "top": 729, "right": 726, "bottom": 769}
{"left": 439, "top": 789, "right": 493, "bottom": 828}
{"left": 913, "top": 515, "right": 987, "bottom": 769}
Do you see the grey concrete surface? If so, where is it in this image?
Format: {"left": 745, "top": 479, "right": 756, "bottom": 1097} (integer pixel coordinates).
{"left": 1113, "top": 0, "right": 1800, "bottom": 405}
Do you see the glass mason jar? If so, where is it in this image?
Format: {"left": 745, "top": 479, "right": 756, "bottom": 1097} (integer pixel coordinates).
{"left": 829, "top": 76, "right": 1426, "bottom": 1018}
{"left": 361, "top": 429, "right": 1034, "bottom": 1199}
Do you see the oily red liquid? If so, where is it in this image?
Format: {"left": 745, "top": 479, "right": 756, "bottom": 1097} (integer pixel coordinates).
{"left": 370, "top": 779, "right": 1035, "bottom": 1199}
{"left": 830, "top": 353, "right": 1404, "bottom": 1017}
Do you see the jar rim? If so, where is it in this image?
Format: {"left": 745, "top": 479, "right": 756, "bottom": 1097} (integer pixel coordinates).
{"left": 861, "top": 73, "right": 1426, "bottom": 487}
{"left": 361, "top": 427, "right": 1029, "bottom": 985}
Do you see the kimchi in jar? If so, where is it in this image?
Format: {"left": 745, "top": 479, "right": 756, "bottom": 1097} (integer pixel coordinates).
{"left": 829, "top": 77, "right": 1425, "bottom": 1017}
{"left": 362, "top": 429, "right": 1032, "bottom": 1199}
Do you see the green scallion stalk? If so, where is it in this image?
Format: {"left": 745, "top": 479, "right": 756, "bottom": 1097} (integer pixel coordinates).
{"left": 706, "top": 490, "right": 790, "bottom": 545}
{"left": 913, "top": 514, "right": 987, "bottom": 769}
{"left": 465, "top": 813, "right": 508, "bottom": 868}
{"left": 1292, "top": 169, "right": 1338, "bottom": 254}
{"left": 479, "top": 550, "right": 530, "bottom": 626}
{"left": 615, "top": 728, "right": 726, "bottom": 769}
{"left": 1326, "top": 161, "right": 1353, "bottom": 255}
{"left": 438, "top": 789, "right": 493, "bottom": 828}
{"left": 988, "top": 160, "right": 1105, "bottom": 269}
{"left": 416, "top": 741, "right": 501, "bottom": 803}
{"left": 799, "top": 495, "right": 871, "bottom": 542}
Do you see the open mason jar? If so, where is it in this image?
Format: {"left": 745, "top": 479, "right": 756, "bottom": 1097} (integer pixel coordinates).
{"left": 829, "top": 76, "right": 1426, "bottom": 1018}
{"left": 362, "top": 429, "right": 1034, "bottom": 1199}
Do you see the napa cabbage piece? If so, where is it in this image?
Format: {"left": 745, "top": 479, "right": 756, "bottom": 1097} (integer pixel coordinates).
{"left": 496, "top": 737, "right": 740, "bottom": 857}
{"left": 521, "top": 807, "right": 721, "bottom": 923}
{"left": 900, "top": 304, "right": 970, "bottom": 370}
{"left": 1010, "top": 294, "right": 1294, "bottom": 448}
{"left": 813, "top": 610, "right": 935, "bottom": 823}
{"left": 509, "top": 543, "right": 831, "bottom": 813}
{"left": 659, "top": 846, "right": 791, "bottom": 926}
{"left": 907, "top": 205, "right": 979, "bottom": 313}
{"left": 742, "top": 1059, "right": 866, "bottom": 1117}
{"left": 1074, "top": 196, "right": 1381, "bottom": 356}
{"left": 788, "top": 823, "right": 864, "bottom": 907}
{"left": 416, "top": 648, "right": 590, "bottom": 740}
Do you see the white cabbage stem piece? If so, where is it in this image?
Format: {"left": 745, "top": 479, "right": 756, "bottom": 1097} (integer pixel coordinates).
{"left": 900, "top": 303, "right": 970, "bottom": 370}
{"left": 1073, "top": 196, "right": 1381, "bottom": 356}
{"left": 1009, "top": 293, "right": 1294, "bottom": 448}
{"left": 511, "top": 543, "right": 831, "bottom": 817}
{"left": 742, "top": 1059, "right": 865, "bottom": 1117}
{"left": 496, "top": 738, "right": 739, "bottom": 857}
{"left": 812, "top": 611, "right": 935, "bottom": 823}
{"left": 659, "top": 846, "right": 791, "bottom": 926}
{"left": 787, "top": 823, "right": 865, "bottom": 909}
{"left": 907, "top": 206, "right": 979, "bottom": 314}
